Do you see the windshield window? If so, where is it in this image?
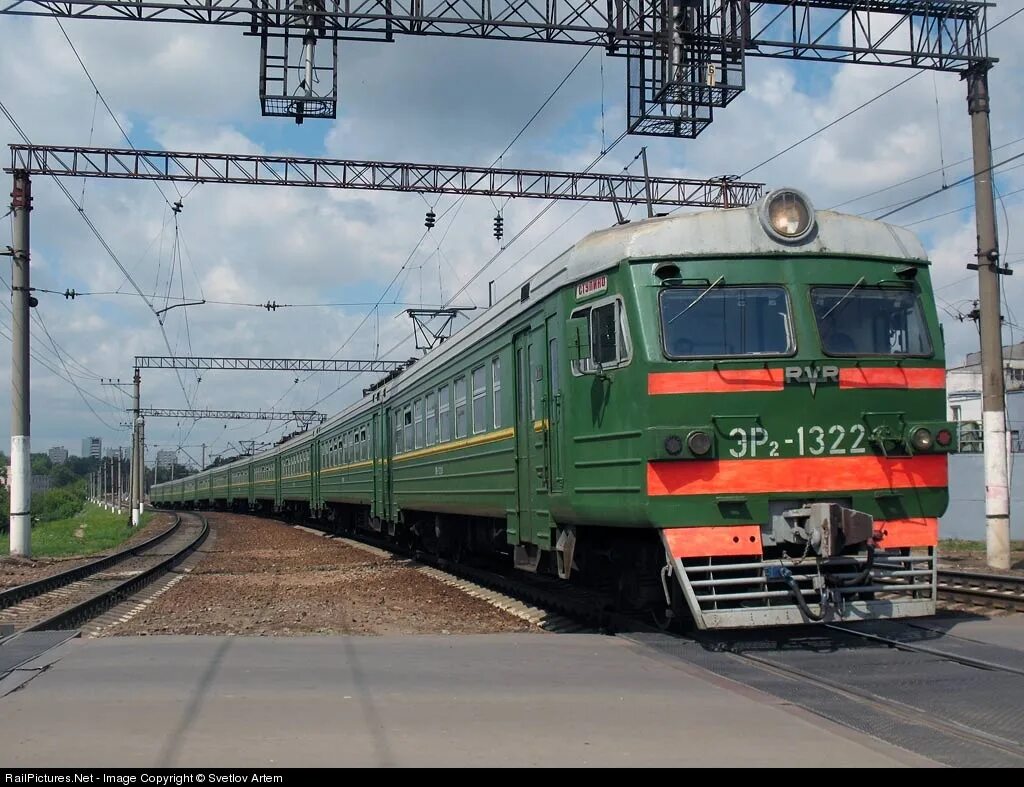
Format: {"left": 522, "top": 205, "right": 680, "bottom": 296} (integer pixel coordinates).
{"left": 811, "top": 287, "right": 932, "bottom": 356}
{"left": 660, "top": 286, "right": 793, "bottom": 358}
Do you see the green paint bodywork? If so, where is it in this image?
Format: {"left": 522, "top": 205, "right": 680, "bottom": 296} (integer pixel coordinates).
{"left": 151, "top": 251, "right": 952, "bottom": 550}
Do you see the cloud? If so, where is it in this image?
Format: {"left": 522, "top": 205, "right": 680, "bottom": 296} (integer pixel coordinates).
{"left": 0, "top": 11, "right": 1022, "bottom": 459}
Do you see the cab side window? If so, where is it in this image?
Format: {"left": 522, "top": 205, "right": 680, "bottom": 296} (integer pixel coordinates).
{"left": 571, "top": 296, "right": 631, "bottom": 375}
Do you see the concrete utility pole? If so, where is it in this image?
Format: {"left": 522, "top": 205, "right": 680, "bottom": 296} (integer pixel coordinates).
{"left": 131, "top": 368, "right": 141, "bottom": 525}
{"left": 9, "top": 171, "right": 31, "bottom": 556}
{"left": 967, "top": 65, "right": 1011, "bottom": 570}
{"left": 139, "top": 418, "right": 146, "bottom": 509}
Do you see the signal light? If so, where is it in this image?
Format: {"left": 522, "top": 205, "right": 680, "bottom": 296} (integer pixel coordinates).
{"left": 687, "top": 430, "right": 712, "bottom": 456}
{"left": 493, "top": 213, "right": 504, "bottom": 240}
{"left": 911, "top": 428, "right": 934, "bottom": 451}
{"left": 425, "top": 209, "right": 436, "bottom": 229}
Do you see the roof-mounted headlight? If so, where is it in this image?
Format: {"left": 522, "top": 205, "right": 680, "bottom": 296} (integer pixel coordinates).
{"left": 759, "top": 188, "right": 816, "bottom": 243}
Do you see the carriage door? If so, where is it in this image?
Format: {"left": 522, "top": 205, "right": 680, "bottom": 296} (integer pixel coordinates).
{"left": 372, "top": 408, "right": 390, "bottom": 524}
{"left": 513, "top": 327, "right": 550, "bottom": 550}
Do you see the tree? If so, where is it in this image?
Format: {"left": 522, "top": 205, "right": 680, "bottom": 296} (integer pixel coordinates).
{"left": 0, "top": 485, "right": 8, "bottom": 530}
{"left": 31, "top": 453, "right": 52, "bottom": 476}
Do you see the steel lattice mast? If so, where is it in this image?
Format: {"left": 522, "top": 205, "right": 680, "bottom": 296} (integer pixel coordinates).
{"left": 0, "top": 1, "right": 989, "bottom": 134}
{"left": 6, "top": 146, "right": 764, "bottom": 208}
{"left": 134, "top": 356, "right": 413, "bottom": 373}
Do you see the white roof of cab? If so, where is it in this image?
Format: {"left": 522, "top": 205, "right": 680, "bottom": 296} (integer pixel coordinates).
{"left": 561, "top": 205, "right": 928, "bottom": 284}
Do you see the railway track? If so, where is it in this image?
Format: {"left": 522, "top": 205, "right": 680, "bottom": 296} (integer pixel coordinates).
{"left": 937, "top": 568, "right": 1024, "bottom": 612}
{"left": 304, "top": 522, "right": 626, "bottom": 631}
{"left": 0, "top": 512, "right": 209, "bottom": 635}
{"left": 280, "top": 515, "right": 1024, "bottom": 767}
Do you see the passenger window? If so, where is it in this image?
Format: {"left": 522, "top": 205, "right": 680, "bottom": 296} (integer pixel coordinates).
{"left": 492, "top": 357, "right": 502, "bottom": 429}
{"left": 438, "top": 385, "right": 451, "bottom": 442}
{"left": 414, "top": 400, "right": 424, "bottom": 449}
{"left": 426, "top": 392, "right": 438, "bottom": 446}
{"left": 472, "top": 366, "right": 486, "bottom": 434}
{"left": 404, "top": 407, "right": 413, "bottom": 451}
{"left": 454, "top": 377, "right": 467, "bottom": 439}
{"left": 394, "top": 411, "right": 404, "bottom": 454}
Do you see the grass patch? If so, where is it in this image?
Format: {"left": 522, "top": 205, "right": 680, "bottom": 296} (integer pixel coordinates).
{"left": 940, "top": 538, "right": 1024, "bottom": 552}
{"left": 3, "top": 503, "right": 153, "bottom": 558}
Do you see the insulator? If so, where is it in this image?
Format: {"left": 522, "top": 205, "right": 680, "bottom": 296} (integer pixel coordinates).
{"left": 493, "top": 213, "right": 504, "bottom": 240}
{"left": 425, "top": 209, "right": 436, "bottom": 229}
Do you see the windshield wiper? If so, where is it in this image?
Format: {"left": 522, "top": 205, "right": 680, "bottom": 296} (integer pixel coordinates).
{"left": 667, "top": 275, "right": 725, "bottom": 325}
{"left": 821, "top": 276, "right": 866, "bottom": 321}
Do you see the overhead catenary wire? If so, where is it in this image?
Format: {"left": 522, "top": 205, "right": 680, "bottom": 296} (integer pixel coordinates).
{"left": 264, "top": 51, "right": 603, "bottom": 423}
{"left": 736, "top": 6, "right": 1023, "bottom": 197}
{"left": 900, "top": 184, "right": 1024, "bottom": 228}
{"left": 53, "top": 19, "right": 182, "bottom": 207}
{"left": 827, "top": 135, "right": 1024, "bottom": 211}
{"left": 0, "top": 100, "right": 198, "bottom": 406}
{"left": 875, "top": 150, "right": 1024, "bottom": 220}
{"left": 0, "top": 319, "right": 125, "bottom": 427}
{"left": 739, "top": 71, "right": 923, "bottom": 179}
{"left": 32, "top": 307, "right": 124, "bottom": 431}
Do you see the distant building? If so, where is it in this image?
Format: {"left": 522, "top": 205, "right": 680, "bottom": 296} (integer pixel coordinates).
{"left": 81, "top": 437, "right": 102, "bottom": 459}
{"left": 104, "top": 447, "right": 123, "bottom": 459}
{"left": 156, "top": 450, "right": 177, "bottom": 469}
{"left": 47, "top": 446, "right": 69, "bottom": 465}
{"left": 946, "top": 341, "right": 1024, "bottom": 453}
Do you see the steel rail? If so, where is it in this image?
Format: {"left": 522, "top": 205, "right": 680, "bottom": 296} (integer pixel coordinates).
{"left": 824, "top": 622, "right": 1024, "bottom": 678}
{"left": 0, "top": 513, "right": 182, "bottom": 610}
{"left": 19, "top": 512, "right": 209, "bottom": 632}
{"left": 715, "top": 641, "right": 1024, "bottom": 762}
{"left": 937, "top": 569, "right": 1024, "bottom": 611}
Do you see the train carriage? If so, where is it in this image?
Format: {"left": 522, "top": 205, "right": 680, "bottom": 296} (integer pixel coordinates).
{"left": 151, "top": 189, "right": 955, "bottom": 629}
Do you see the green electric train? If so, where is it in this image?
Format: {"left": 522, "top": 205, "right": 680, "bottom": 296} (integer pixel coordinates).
{"left": 151, "top": 189, "right": 956, "bottom": 629}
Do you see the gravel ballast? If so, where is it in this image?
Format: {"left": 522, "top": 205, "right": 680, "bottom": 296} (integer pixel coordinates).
{"left": 112, "top": 512, "right": 536, "bottom": 636}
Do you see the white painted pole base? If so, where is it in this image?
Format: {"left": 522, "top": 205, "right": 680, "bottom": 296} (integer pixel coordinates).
{"left": 9, "top": 435, "right": 30, "bottom": 556}
{"left": 132, "top": 507, "right": 140, "bottom": 527}
{"left": 984, "top": 410, "right": 1011, "bottom": 570}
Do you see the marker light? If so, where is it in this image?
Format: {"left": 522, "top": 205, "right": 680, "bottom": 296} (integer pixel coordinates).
{"left": 936, "top": 429, "right": 953, "bottom": 448}
{"left": 911, "top": 428, "right": 934, "bottom": 451}
{"left": 687, "top": 430, "right": 712, "bottom": 456}
{"left": 760, "top": 188, "right": 815, "bottom": 243}
{"left": 664, "top": 435, "right": 684, "bottom": 456}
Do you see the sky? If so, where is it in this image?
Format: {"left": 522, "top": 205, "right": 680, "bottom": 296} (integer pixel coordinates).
{"left": 1, "top": 5, "right": 1023, "bottom": 468}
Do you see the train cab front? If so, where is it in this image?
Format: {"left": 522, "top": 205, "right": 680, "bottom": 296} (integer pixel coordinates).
{"left": 639, "top": 188, "right": 957, "bottom": 629}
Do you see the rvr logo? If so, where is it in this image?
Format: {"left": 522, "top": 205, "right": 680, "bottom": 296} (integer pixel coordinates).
{"left": 784, "top": 365, "right": 839, "bottom": 395}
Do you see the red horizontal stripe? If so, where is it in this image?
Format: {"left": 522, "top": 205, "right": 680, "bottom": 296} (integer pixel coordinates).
{"left": 875, "top": 518, "right": 938, "bottom": 548}
{"left": 839, "top": 367, "right": 944, "bottom": 390}
{"left": 648, "top": 369, "right": 784, "bottom": 395}
{"left": 648, "top": 455, "right": 948, "bottom": 496}
{"left": 663, "top": 526, "right": 762, "bottom": 558}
